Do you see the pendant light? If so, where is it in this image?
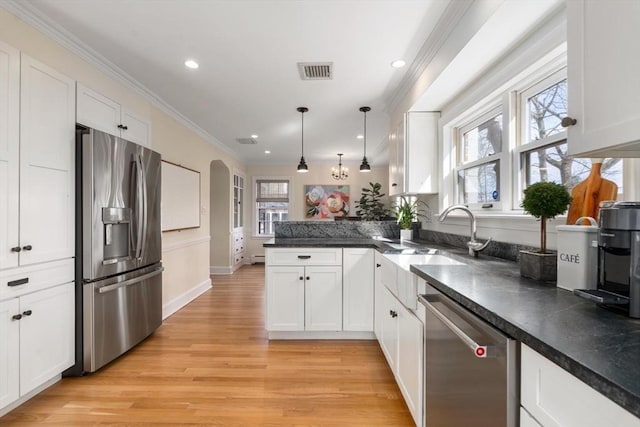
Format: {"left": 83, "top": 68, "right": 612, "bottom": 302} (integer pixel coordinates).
{"left": 296, "top": 107, "right": 309, "bottom": 173}
{"left": 331, "top": 153, "right": 349, "bottom": 180}
{"left": 359, "top": 106, "right": 371, "bottom": 172}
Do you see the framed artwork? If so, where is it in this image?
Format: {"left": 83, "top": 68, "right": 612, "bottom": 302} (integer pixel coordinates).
{"left": 304, "top": 185, "right": 350, "bottom": 219}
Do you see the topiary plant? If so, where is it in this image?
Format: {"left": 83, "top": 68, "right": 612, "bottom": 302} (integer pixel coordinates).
{"left": 521, "top": 181, "right": 572, "bottom": 254}
{"left": 356, "top": 182, "right": 389, "bottom": 221}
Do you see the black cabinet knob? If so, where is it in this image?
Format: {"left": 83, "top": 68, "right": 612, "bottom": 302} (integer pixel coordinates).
{"left": 391, "top": 183, "right": 397, "bottom": 187}
{"left": 389, "top": 310, "right": 397, "bottom": 318}
{"left": 22, "top": 310, "right": 32, "bottom": 316}
{"left": 12, "top": 314, "right": 22, "bottom": 321}
{"left": 117, "top": 124, "right": 124, "bottom": 129}
{"left": 10, "top": 246, "right": 21, "bottom": 252}
{"left": 22, "top": 245, "right": 32, "bottom": 251}
{"left": 561, "top": 117, "right": 577, "bottom": 127}
{"left": 299, "top": 276, "right": 304, "bottom": 280}
{"left": 306, "top": 276, "right": 310, "bottom": 281}
{"left": 122, "top": 125, "right": 128, "bottom": 130}
{"left": 376, "top": 263, "right": 381, "bottom": 268}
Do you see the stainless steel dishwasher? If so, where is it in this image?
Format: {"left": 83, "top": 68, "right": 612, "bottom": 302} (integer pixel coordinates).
{"left": 418, "top": 283, "right": 518, "bottom": 427}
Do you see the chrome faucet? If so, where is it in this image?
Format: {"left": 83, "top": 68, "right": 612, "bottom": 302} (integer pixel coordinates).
{"left": 438, "top": 205, "right": 491, "bottom": 257}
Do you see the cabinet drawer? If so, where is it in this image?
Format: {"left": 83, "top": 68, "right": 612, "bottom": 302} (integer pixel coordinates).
{"left": 0, "top": 259, "right": 74, "bottom": 300}
{"left": 267, "top": 248, "right": 342, "bottom": 266}
{"left": 521, "top": 344, "right": 640, "bottom": 427}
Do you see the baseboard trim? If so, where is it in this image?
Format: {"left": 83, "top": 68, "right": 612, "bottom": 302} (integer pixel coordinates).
{"left": 210, "top": 266, "right": 233, "bottom": 275}
{"left": 162, "top": 278, "right": 211, "bottom": 319}
{"left": 267, "top": 331, "right": 376, "bottom": 340}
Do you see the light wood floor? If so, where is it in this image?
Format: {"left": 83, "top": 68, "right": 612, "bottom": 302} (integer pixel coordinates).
{"left": 2, "top": 264, "right": 413, "bottom": 426}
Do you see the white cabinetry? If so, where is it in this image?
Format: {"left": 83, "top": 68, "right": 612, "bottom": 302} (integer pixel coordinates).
{"left": 77, "top": 83, "right": 151, "bottom": 147}
{"left": 232, "top": 229, "right": 245, "bottom": 270}
{"left": 389, "top": 111, "right": 439, "bottom": 196}
{"left": 0, "top": 298, "right": 19, "bottom": 409}
{"left": 566, "top": 1, "right": 640, "bottom": 157}
{"left": 0, "top": 48, "right": 75, "bottom": 270}
{"left": 342, "top": 248, "right": 374, "bottom": 331}
{"left": 375, "top": 254, "right": 424, "bottom": 427}
{"left": 521, "top": 344, "right": 640, "bottom": 427}
{"left": 265, "top": 248, "right": 343, "bottom": 333}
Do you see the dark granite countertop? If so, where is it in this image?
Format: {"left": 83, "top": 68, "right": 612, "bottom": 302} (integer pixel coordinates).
{"left": 265, "top": 237, "right": 640, "bottom": 417}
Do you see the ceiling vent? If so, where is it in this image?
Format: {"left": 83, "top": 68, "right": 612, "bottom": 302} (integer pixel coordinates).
{"left": 298, "top": 62, "right": 333, "bottom": 80}
{"left": 236, "top": 138, "right": 258, "bottom": 145}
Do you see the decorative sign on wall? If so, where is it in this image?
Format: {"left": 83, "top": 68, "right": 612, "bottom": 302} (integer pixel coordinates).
{"left": 304, "top": 185, "right": 350, "bottom": 219}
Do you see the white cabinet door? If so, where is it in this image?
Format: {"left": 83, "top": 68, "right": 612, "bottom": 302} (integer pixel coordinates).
{"left": 0, "top": 298, "right": 20, "bottom": 409}
{"left": 0, "top": 41, "right": 20, "bottom": 270}
{"left": 389, "top": 119, "right": 405, "bottom": 196}
{"left": 121, "top": 107, "right": 151, "bottom": 147}
{"left": 379, "top": 286, "right": 399, "bottom": 369}
{"left": 521, "top": 407, "right": 543, "bottom": 427}
{"left": 305, "top": 266, "right": 342, "bottom": 331}
{"left": 521, "top": 344, "right": 640, "bottom": 427}
{"left": 397, "top": 305, "right": 424, "bottom": 427}
{"left": 19, "top": 55, "right": 75, "bottom": 266}
{"left": 265, "top": 266, "right": 305, "bottom": 331}
{"left": 76, "top": 83, "right": 120, "bottom": 136}
{"left": 405, "top": 112, "right": 438, "bottom": 194}
{"left": 566, "top": 0, "right": 640, "bottom": 157}
{"left": 374, "top": 251, "right": 384, "bottom": 340}
{"left": 343, "top": 248, "right": 374, "bottom": 331}
{"left": 19, "top": 282, "right": 74, "bottom": 396}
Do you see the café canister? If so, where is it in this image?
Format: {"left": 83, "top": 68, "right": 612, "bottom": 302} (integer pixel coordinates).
{"left": 555, "top": 217, "right": 598, "bottom": 291}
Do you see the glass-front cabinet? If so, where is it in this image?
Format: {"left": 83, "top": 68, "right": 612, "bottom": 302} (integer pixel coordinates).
{"left": 233, "top": 172, "right": 244, "bottom": 229}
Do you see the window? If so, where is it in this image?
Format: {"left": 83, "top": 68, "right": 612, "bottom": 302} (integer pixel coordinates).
{"left": 456, "top": 109, "right": 503, "bottom": 207}
{"left": 518, "top": 70, "right": 623, "bottom": 196}
{"left": 255, "top": 179, "right": 289, "bottom": 236}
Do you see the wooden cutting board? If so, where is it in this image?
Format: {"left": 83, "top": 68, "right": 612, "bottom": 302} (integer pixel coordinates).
{"left": 566, "top": 160, "right": 617, "bottom": 225}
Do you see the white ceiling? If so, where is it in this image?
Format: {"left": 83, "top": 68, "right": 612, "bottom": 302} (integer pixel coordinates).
{"left": 16, "top": 0, "right": 450, "bottom": 166}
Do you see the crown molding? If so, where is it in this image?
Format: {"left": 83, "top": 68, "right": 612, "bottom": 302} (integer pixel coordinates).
{"left": 0, "top": 0, "right": 241, "bottom": 162}
{"left": 383, "top": 0, "right": 473, "bottom": 115}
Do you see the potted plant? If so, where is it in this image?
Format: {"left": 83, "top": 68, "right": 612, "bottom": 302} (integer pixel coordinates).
{"left": 394, "top": 196, "right": 429, "bottom": 241}
{"left": 520, "top": 181, "right": 572, "bottom": 281}
{"left": 355, "top": 182, "right": 390, "bottom": 221}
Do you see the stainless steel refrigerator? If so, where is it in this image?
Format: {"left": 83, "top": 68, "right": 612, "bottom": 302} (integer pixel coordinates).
{"left": 68, "top": 127, "right": 163, "bottom": 374}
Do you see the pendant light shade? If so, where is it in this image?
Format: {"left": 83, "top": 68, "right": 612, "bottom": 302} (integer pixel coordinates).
{"left": 296, "top": 107, "right": 309, "bottom": 173}
{"left": 359, "top": 106, "right": 371, "bottom": 172}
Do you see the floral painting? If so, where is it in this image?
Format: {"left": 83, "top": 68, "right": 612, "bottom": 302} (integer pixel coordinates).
{"left": 304, "top": 185, "right": 350, "bottom": 219}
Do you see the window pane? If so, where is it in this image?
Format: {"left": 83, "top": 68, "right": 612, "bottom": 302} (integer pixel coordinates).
{"left": 463, "top": 114, "right": 502, "bottom": 163}
{"left": 458, "top": 160, "right": 500, "bottom": 204}
{"left": 527, "top": 79, "right": 567, "bottom": 142}
{"left": 524, "top": 142, "right": 623, "bottom": 193}
{"left": 257, "top": 201, "right": 288, "bottom": 235}
{"left": 257, "top": 181, "right": 288, "bottom": 201}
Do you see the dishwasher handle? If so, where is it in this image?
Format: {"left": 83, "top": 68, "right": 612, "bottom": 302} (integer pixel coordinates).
{"left": 422, "top": 296, "right": 492, "bottom": 358}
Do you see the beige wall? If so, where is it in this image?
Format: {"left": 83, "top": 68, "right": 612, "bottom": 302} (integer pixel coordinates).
{"left": 244, "top": 161, "right": 389, "bottom": 259}
{"left": 0, "top": 8, "right": 247, "bottom": 312}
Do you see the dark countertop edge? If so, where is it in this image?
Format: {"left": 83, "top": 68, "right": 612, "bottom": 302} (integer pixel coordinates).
{"left": 263, "top": 238, "right": 384, "bottom": 249}
{"left": 409, "top": 265, "right": 640, "bottom": 418}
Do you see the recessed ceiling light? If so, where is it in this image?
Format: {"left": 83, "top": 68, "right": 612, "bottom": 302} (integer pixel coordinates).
{"left": 357, "top": 134, "right": 364, "bottom": 139}
{"left": 264, "top": 150, "right": 271, "bottom": 154}
{"left": 251, "top": 134, "right": 259, "bottom": 139}
{"left": 391, "top": 59, "right": 406, "bottom": 68}
{"left": 184, "top": 59, "right": 199, "bottom": 69}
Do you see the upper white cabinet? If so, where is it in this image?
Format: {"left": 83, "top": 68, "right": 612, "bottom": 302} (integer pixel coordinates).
{"left": 389, "top": 111, "right": 439, "bottom": 196}
{"left": 0, "top": 50, "right": 75, "bottom": 270}
{"left": 77, "top": 83, "right": 151, "bottom": 147}
{"left": 566, "top": 1, "right": 640, "bottom": 157}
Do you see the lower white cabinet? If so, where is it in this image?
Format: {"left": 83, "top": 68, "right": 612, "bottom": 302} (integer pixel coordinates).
{"left": 265, "top": 248, "right": 343, "bottom": 332}
{"left": 0, "top": 281, "right": 74, "bottom": 413}
{"left": 375, "top": 258, "right": 424, "bottom": 427}
{"left": 343, "top": 248, "right": 374, "bottom": 331}
{"left": 521, "top": 407, "right": 543, "bottom": 427}
{"left": 521, "top": 344, "right": 640, "bottom": 427}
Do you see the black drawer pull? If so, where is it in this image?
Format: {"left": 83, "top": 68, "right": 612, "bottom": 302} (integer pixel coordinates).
{"left": 297, "top": 255, "right": 311, "bottom": 259}
{"left": 22, "top": 310, "right": 32, "bottom": 316}
{"left": 22, "top": 245, "right": 32, "bottom": 251}
{"left": 299, "top": 276, "right": 304, "bottom": 281}
{"left": 389, "top": 310, "right": 398, "bottom": 318}
{"left": 376, "top": 263, "right": 381, "bottom": 267}
{"left": 12, "top": 314, "right": 22, "bottom": 321}
{"left": 10, "top": 246, "right": 21, "bottom": 252}
{"left": 8, "top": 278, "right": 29, "bottom": 287}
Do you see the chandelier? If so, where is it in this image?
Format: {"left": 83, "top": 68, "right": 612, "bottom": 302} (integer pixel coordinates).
{"left": 331, "top": 153, "right": 348, "bottom": 180}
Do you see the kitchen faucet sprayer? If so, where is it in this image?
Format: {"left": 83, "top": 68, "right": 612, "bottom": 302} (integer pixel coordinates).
{"left": 439, "top": 205, "right": 491, "bottom": 257}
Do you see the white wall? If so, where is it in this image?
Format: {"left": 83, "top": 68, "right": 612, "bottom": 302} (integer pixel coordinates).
{"left": 245, "top": 161, "right": 389, "bottom": 259}
{"left": 0, "top": 7, "right": 247, "bottom": 317}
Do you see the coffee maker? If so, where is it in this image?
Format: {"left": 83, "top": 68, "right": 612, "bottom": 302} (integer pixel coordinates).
{"left": 574, "top": 201, "right": 640, "bottom": 317}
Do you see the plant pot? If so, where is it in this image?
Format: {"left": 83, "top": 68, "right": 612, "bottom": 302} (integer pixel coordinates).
{"left": 520, "top": 250, "right": 557, "bottom": 282}
{"left": 400, "top": 229, "right": 413, "bottom": 242}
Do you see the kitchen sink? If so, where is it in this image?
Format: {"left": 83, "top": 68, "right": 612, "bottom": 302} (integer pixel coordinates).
{"left": 382, "top": 253, "right": 465, "bottom": 271}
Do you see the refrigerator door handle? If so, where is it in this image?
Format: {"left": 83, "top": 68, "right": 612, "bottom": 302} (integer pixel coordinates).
{"left": 140, "top": 154, "right": 148, "bottom": 261}
{"left": 134, "top": 154, "right": 145, "bottom": 261}
{"left": 96, "top": 268, "right": 164, "bottom": 294}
